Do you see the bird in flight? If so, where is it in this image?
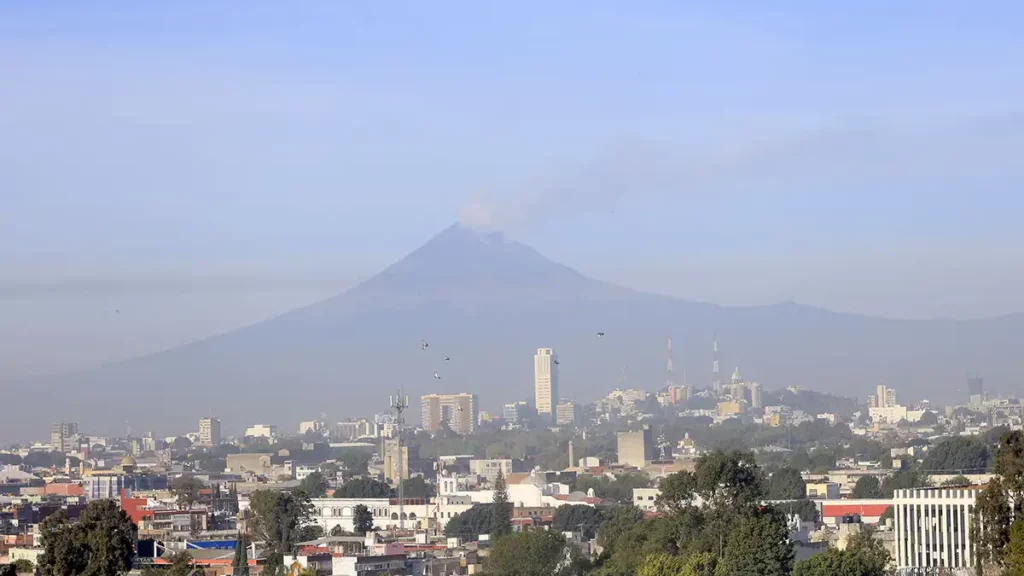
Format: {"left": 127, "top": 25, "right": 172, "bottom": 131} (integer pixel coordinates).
{"left": 553, "top": 359, "right": 560, "bottom": 366}
{"left": 115, "top": 309, "right": 121, "bottom": 314}
{"left": 444, "top": 356, "right": 451, "bottom": 363}
{"left": 597, "top": 332, "right": 605, "bottom": 338}
{"left": 421, "top": 340, "right": 429, "bottom": 350}
{"left": 434, "top": 370, "right": 441, "bottom": 380}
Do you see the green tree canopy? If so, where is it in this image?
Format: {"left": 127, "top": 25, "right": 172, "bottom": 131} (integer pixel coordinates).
{"left": 1006, "top": 520, "right": 1024, "bottom": 576}
{"left": 249, "top": 489, "right": 318, "bottom": 557}
{"left": 851, "top": 476, "right": 882, "bottom": 499}
{"left": 766, "top": 466, "right": 806, "bottom": 500}
{"left": 923, "top": 436, "right": 991, "bottom": 472}
{"left": 170, "top": 474, "right": 204, "bottom": 510}
{"left": 298, "top": 471, "right": 329, "bottom": 498}
{"left": 444, "top": 504, "right": 494, "bottom": 540}
{"left": 793, "top": 529, "right": 890, "bottom": 576}
{"left": 38, "top": 500, "right": 137, "bottom": 576}
{"left": 353, "top": 504, "right": 374, "bottom": 535}
{"left": 491, "top": 469, "right": 512, "bottom": 538}
{"left": 399, "top": 476, "right": 435, "bottom": 499}
{"left": 715, "top": 511, "right": 794, "bottom": 576}
{"left": 486, "top": 529, "right": 579, "bottom": 576}
{"left": 941, "top": 474, "right": 974, "bottom": 487}
{"left": 550, "top": 505, "right": 604, "bottom": 540}
{"left": 334, "top": 477, "right": 394, "bottom": 499}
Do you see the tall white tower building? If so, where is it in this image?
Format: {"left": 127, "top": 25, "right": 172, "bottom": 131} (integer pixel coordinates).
{"left": 534, "top": 348, "right": 558, "bottom": 422}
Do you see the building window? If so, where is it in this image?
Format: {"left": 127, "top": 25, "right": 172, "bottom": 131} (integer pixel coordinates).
{"left": 391, "top": 513, "right": 399, "bottom": 520}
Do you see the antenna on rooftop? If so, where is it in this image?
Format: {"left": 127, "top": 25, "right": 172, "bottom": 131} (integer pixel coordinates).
{"left": 390, "top": 389, "right": 409, "bottom": 531}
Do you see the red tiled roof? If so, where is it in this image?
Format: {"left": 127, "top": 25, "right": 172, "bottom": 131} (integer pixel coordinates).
{"left": 821, "top": 503, "right": 891, "bottom": 518}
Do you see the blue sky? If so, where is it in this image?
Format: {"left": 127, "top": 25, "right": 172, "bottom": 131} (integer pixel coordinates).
{"left": 2, "top": 2, "right": 1023, "bottom": 376}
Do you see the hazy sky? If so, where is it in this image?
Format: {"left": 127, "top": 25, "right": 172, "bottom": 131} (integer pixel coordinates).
{"left": 2, "top": 2, "right": 1023, "bottom": 377}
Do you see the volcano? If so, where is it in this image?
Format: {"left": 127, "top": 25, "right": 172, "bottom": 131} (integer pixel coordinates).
{"left": 5, "top": 224, "right": 1024, "bottom": 439}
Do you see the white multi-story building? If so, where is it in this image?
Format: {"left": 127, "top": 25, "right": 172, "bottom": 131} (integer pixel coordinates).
{"left": 198, "top": 417, "right": 221, "bottom": 447}
{"left": 245, "top": 424, "right": 277, "bottom": 439}
{"left": 894, "top": 486, "right": 983, "bottom": 574}
{"left": 534, "top": 349, "right": 558, "bottom": 422}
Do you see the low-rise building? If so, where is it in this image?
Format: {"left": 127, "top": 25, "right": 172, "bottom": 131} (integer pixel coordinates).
{"left": 895, "top": 486, "right": 984, "bottom": 572}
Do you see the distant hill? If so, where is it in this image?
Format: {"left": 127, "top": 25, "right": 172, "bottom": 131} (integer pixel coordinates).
{"left": 3, "top": 224, "right": 1022, "bottom": 440}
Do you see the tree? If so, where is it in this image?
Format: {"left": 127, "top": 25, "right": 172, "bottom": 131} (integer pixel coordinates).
{"left": 298, "top": 471, "right": 329, "bottom": 498}
{"left": 793, "top": 530, "right": 891, "bottom": 576}
{"left": 996, "top": 430, "right": 1024, "bottom": 512}
{"left": 170, "top": 474, "right": 204, "bottom": 510}
{"left": 486, "top": 529, "right": 573, "bottom": 576}
{"left": 880, "top": 467, "right": 930, "bottom": 497}
{"left": 334, "top": 477, "right": 394, "bottom": 499}
{"left": 973, "top": 477, "right": 1013, "bottom": 566}
{"left": 399, "top": 476, "right": 435, "bottom": 499}
{"left": 491, "top": 469, "right": 512, "bottom": 538}
{"left": 354, "top": 504, "right": 374, "bottom": 535}
{"left": 691, "top": 449, "right": 764, "bottom": 510}
{"left": 1006, "top": 520, "right": 1024, "bottom": 576}
{"left": 233, "top": 532, "right": 250, "bottom": 576}
{"left": 923, "top": 437, "right": 990, "bottom": 472}
{"left": 12, "top": 560, "right": 34, "bottom": 573}
{"left": 165, "top": 552, "right": 194, "bottom": 576}
{"left": 594, "top": 506, "right": 644, "bottom": 554}
{"left": 917, "top": 410, "right": 939, "bottom": 426}
{"left": 852, "top": 476, "right": 883, "bottom": 499}
{"left": 715, "top": 511, "right": 794, "bottom": 576}
{"left": 656, "top": 471, "right": 697, "bottom": 513}
{"left": 445, "top": 504, "right": 494, "bottom": 540}
{"left": 551, "top": 505, "right": 604, "bottom": 539}
{"left": 766, "top": 466, "right": 807, "bottom": 500}
{"left": 249, "top": 489, "right": 316, "bottom": 557}
{"left": 636, "top": 554, "right": 685, "bottom": 576}
{"left": 38, "top": 500, "right": 136, "bottom": 576}
{"left": 942, "top": 475, "right": 973, "bottom": 487}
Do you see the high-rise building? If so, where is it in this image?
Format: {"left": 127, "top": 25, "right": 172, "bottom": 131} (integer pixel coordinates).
{"left": 967, "top": 376, "right": 984, "bottom": 398}
{"left": 534, "top": 348, "right": 559, "bottom": 421}
{"left": 335, "top": 420, "right": 372, "bottom": 441}
{"left": 198, "top": 417, "right": 221, "bottom": 447}
{"left": 617, "top": 425, "right": 654, "bottom": 467}
{"left": 750, "top": 382, "right": 762, "bottom": 409}
{"left": 668, "top": 385, "right": 691, "bottom": 405}
{"left": 50, "top": 422, "right": 79, "bottom": 453}
{"left": 555, "top": 400, "right": 580, "bottom": 426}
{"left": 875, "top": 385, "right": 897, "bottom": 408}
{"left": 503, "top": 401, "right": 529, "bottom": 426}
{"left": 421, "top": 393, "right": 478, "bottom": 435}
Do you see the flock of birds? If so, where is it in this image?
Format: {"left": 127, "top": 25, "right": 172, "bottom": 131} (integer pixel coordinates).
{"left": 419, "top": 331, "right": 606, "bottom": 380}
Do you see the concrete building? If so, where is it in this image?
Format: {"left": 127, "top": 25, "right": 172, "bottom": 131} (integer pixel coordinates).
{"left": 226, "top": 453, "right": 276, "bottom": 477}
{"left": 50, "top": 422, "right": 79, "bottom": 453}
{"left": 805, "top": 482, "right": 840, "bottom": 499}
{"left": 336, "top": 419, "right": 374, "bottom": 441}
{"left": 750, "top": 382, "right": 762, "bottom": 409}
{"left": 383, "top": 438, "right": 409, "bottom": 485}
{"left": 870, "top": 385, "right": 897, "bottom": 408}
{"left": 717, "top": 401, "right": 745, "bottom": 418}
{"left": 503, "top": 401, "right": 529, "bottom": 426}
{"left": 617, "top": 426, "right": 654, "bottom": 467}
{"left": 869, "top": 405, "right": 908, "bottom": 424}
{"left": 421, "top": 393, "right": 478, "bottom": 436}
{"left": 197, "top": 417, "right": 221, "bottom": 447}
{"left": 534, "top": 348, "right": 559, "bottom": 421}
{"left": 244, "top": 424, "right": 277, "bottom": 439}
{"left": 469, "top": 459, "right": 512, "bottom": 485}
{"left": 895, "top": 486, "right": 984, "bottom": 573}
{"left": 633, "top": 487, "right": 661, "bottom": 511}
{"left": 555, "top": 400, "right": 580, "bottom": 426}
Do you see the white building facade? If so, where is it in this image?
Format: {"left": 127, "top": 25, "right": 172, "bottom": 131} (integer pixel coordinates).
{"left": 894, "top": 486, "right": 982, "bottom": 574}
{"left": 534, "top": 348, "right": 558, "bottom": 422}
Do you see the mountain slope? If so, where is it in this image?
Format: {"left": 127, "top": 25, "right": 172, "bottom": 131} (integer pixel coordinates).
{"left": 4, "top": 224, "right": 1023, "bottom": 439}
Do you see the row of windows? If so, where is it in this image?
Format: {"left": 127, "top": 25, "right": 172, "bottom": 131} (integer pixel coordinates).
{"left": 315, "top": 507, "right": 418, "bottom": 521}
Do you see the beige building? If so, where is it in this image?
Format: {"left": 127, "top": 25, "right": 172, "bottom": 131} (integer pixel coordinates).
{"left": 469, "top": 459, "right": 512, "bottom": 484}
{"left": 718, "top": 401, "right": 745, "bottom": 417}
{"left": 617, "top": 426, "right": 654, "bottom": 467}
{"left": 421, "top": 393, "right": 478, "bottom": 435}
{"left": 534, "top": 348, "right": 559, "bottom": 422}
{"left": 383, "top": 437, "right": 409, "bottom": 485}
{"left": 198, "top": 417, "right": 221, "bottom": 447}
{"left": 555, "top": 400, "right": 580, "bottom": 426}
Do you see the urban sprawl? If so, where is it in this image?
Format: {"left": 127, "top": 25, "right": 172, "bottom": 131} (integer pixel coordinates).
{"left": 2, "top": 341, "right": 1022, "bottom": 576}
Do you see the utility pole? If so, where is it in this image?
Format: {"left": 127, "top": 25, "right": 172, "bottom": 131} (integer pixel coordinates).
{"left": 390, "top": 389, "right": 409, "bottom": 531}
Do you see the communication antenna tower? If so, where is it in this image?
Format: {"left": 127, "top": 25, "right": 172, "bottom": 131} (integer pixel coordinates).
{"left": 389, "top": 389, "right": 409, "bottom": 530}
